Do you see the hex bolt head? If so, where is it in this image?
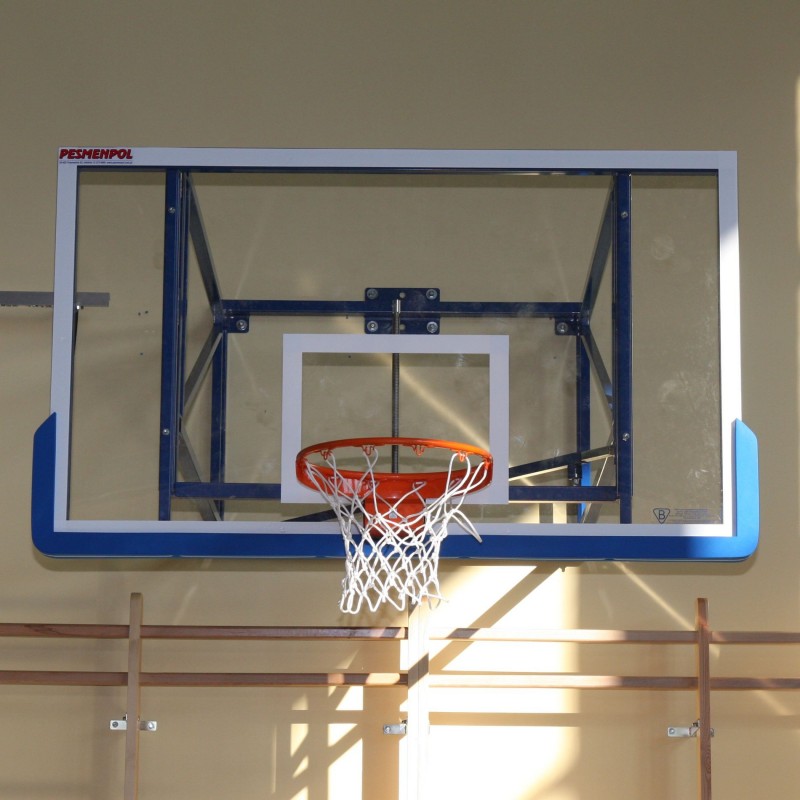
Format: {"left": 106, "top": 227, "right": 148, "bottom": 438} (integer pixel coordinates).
{"left": 425, "top": 288, "right": 438, "bottom": 300}
{"left": 366, "top": 320, "right": 379, "bottom": 333}
{"left": 235, "top": 319, "right": 248, "bottom": 332}
{"left": 426, "top": 321, "right": 439, "bottom": 334}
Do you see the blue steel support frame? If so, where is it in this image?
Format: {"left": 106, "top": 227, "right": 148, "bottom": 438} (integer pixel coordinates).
{"left": 576, "top": 183, "right": 615, "bottom": 520}
{"left": 575, "top": 324, "right": 592, "bottom": 519}
{"left": 157, "top": 168, "right": 635, "bottom": 521}
{"left": 186, "top": 176, "right": 226, "bottom": 521}
{"left": 612, "top": 174, "right": 634, "bottom": 523}
{"left": 158, "top": 169, "right": 187, "bottom": 520}
{"left": 210, "top": 331, "right": 227, "bottom": 518}
{"left": 159, "top": 173, "right": 232, "bottom": 519}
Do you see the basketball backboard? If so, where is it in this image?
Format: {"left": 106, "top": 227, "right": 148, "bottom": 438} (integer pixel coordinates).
{"left": 33, "top": 148, "right": 758, "bottom": 560}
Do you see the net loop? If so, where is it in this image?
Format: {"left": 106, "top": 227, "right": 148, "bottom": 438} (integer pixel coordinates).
{"left": 297, "top": 437, "right": 492, "bottom": 614}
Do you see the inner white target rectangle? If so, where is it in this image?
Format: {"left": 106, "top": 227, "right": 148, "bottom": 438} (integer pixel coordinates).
{"left": 281, "top": 334, "right": 509, "bottom": 504}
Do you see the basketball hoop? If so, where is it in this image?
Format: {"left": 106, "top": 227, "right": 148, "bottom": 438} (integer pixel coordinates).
{"left": 296, "top": 437, "right": 492, "bottom": 613}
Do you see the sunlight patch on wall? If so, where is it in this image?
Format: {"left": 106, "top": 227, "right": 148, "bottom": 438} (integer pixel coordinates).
{"left": 423, "top": 562, "right": 581, "bottom": 795}
{"left": 327, "top": 723, "right": 362, "bottom": 800}
{"left": 291, "top": 694, "right": 310, "bottom": 711}
{"left": 428, "top": 725, "right": 579, "bottom": 800}
{"left": 290, "top": 723, "right": 310, "bottom": 775}
{"left": 436, "top": 563, "right": 578, "bottom": 627}
{"left": 331, "top": 685, "right": 364, "bottom": 711}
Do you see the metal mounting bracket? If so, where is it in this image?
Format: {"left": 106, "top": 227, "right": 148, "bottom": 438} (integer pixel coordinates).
{"left": 110, "top": 714, "right": 158, "bottom": 732}
{"left": 222, "top": 315, "right": 250, "bottom": 333}
{"left": 667, "top": 720, "right": 714, "bottom": 738}
{"left": 383, "top": 720, "right": 407, "bottom": 735}
{"left": 364, "top": 288, "right": 440, "bottom": 334}
{"left": 553, "top": 316, "right": 581, "bottom": 336}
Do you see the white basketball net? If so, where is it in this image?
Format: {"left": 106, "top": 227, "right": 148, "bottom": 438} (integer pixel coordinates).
{"left": 302, "top": 444, "right": 489, "bottom": 614}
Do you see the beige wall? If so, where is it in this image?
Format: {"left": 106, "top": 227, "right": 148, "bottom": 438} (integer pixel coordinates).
{"left": 1, "top": 1, "right": 799, "bottom": 797}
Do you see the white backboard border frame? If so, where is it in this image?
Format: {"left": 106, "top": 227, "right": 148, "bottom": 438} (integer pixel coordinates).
{"left": 31, "top": 147, "right": 758, "bottom": 560}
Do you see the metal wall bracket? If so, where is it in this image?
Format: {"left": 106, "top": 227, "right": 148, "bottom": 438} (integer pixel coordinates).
{"left": 110, "top": 714, "right": 158, "bottom": 732}
{"left": 383, "top": 720, "right": 407, "bottom": 735}
{"left": 667, "top": 720, "right": 714, "bottom": 738}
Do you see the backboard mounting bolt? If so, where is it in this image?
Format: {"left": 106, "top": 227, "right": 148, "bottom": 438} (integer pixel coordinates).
{"left": 161, "top": 428, "right": 170, "bottom": 436}
{"left": 620, "top": 210, "right": 629, "bottom": 219}
{"left": 622, "top": 432, "right": 631, "bottom": 441}
{"left": 366, "top": 288, "right": 379, "bottom": 300}
{"left": 235, "top": 318, "right": 248, "bottom": 332}
{"left": 555, "top": 321, "right": 570, "bottom": 335}
{"left": 426, "top": 321, "right": 439, "bottom": 334}
{"left": 425, "top": 288, "right": 438, "bottom": 300}
{"left": 366, "top": 320, "right": 379, "bottom": 333}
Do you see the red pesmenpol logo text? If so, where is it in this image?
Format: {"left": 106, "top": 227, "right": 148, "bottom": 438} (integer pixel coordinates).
{"left": 59, "top": 148, "right": 133, "bottom": 162}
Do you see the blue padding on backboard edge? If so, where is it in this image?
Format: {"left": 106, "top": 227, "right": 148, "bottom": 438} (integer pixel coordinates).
{"left": 31, "top": 413, "right": 344, "bottom": 558}
{"left": 442, "top": 419, "right": 759, "bottom": 561}
{"left": 732, "top": 418, "right": 760, "bottom": 555}
{"left": 32, "top": 413, "right": 759, "bottom": 561}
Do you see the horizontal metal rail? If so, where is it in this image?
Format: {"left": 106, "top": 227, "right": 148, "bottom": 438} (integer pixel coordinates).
{"left": 0, "top": 622, "right": 406, "bottom": 640}
{"left": 221, "top": 298, "right": 582, "bottom": 319}
{"left": 0, "top": 670, "right": 407, "bottom": 688}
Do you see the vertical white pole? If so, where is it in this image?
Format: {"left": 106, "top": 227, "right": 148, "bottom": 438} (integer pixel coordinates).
{"left": 405, "top": 600, "right": 431, "bottom": 800}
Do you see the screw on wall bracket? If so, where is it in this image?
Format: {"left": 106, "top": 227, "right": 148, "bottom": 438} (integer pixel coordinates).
{"left": 110, "top": 714, "right": 158, "bottom": 732}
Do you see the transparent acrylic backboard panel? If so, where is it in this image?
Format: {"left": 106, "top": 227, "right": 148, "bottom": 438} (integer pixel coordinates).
{"left": 33, "top": 148, "right": 758, "bottom": 559}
